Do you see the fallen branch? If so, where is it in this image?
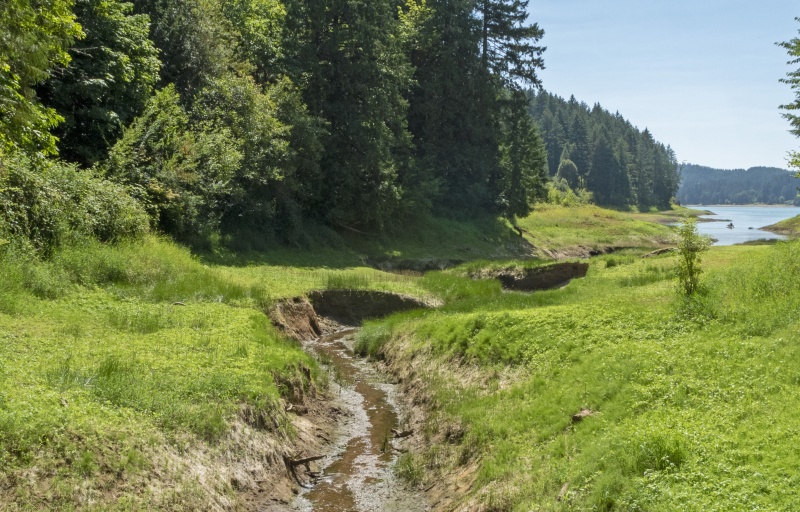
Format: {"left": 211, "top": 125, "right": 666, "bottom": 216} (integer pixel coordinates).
{"left": 336, "top": 223, "right": 376, "bottom": 236}
{"left": 290, "top": 455, "right": 326, "bottom": 467}
{"left": 557, "top": 482, "right": 569, "bottom": 502}
{"left": 391, "top": 428, "right": 413, "bottom": 439}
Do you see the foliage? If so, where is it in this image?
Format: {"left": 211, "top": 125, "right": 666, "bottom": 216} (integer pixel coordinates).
{"left": 779, "top": 18, "right": 800, "bottom": 171}
{"left": 38, "top": 0, "right": 161, "bottom": 166}
{"left": 105, "top": 85, "right": 241, "bottom": 242}
{"left": 284, "top": 0, "right": 413, "bottom": 229}
{"left": 677, "top": 163, "right": 800, "bottom": 205}
{"left": 132, "top": 0, "right": 235, "bottom": 99}
{"left": 530, "top": 91, "right": 680, "bottom": 209}
{"left": 0, "top": 151, "right": 148, "bottom": 256}
{"left": 0, "top": 0, "right": 82, "bottom": 155}
{"left": 221, "top": 0, "right": 286, "bottom": 83}
{"left": 675, "top": 216, "right": 711, "bottom": 296}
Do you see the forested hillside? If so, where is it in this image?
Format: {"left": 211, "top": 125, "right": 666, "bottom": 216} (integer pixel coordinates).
{"left": 677, "top": 164, "right": 800, "bottom": 205}
{"left": 529, "top": 91, "right": 680, "bottom": 209}
{"left": 2, "top": 0, "right": 558, "bottom": 251}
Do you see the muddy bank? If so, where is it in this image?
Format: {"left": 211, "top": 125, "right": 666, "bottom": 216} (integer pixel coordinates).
{"left": 308, "top": 290, "right": 433, "bottom": 325}
{"left": 538, "top": 245, "right": 628, "bottom": 259}
{"left": 471, "top": 261, "right": 589, "bottom": 291}
{"left": 266, "top": 291, "right": 433, "bottom": 511}
{"left": 291, "top": 330, "right": 428, "bottom": 512}
{"left": 365, "top": 256, "right": 464, "bottom": 275}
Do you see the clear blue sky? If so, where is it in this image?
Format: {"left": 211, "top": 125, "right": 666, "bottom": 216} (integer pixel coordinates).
{"left": 531, "top": 1, "right": 799, "bottom": 170}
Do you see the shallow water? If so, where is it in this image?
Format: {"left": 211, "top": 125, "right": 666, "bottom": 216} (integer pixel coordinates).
{"left": 291, "top": 330, "right": 428, "bottom": 512}
{"left": 690, "top": 205, "right": 800, "bottom": 245}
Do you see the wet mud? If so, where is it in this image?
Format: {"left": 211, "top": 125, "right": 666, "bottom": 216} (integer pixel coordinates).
{"left": 291, "top": 330, "right": 428, "bottom": 512}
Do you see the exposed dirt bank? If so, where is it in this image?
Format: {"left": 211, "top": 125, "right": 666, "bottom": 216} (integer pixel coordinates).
{"left": 471, "top": 262, "right": 589, "bottom": 291}
{"left": 538, "top": 245, "right": 629, "bottom": 259}
{"left": 265, "top": 291, "right": 435, "bottom": 511}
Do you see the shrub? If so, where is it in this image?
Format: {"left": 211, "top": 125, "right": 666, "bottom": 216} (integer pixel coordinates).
{"left": 0, "top": 151, "right": 148, "bottom": 255}
{"left": 675, "top": 216, "right": 710, "bottom": 296}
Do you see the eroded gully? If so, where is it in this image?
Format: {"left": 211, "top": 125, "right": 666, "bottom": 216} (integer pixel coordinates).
{"left": 290, "top": 329, "right": 429, "bottom": 512}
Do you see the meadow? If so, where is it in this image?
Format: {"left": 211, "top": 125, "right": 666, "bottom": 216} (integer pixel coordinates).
{"left": 1, "top": 205, "right": 758, "bottom": 510}
{"left": 359, "top": 240, "right": 800, "bottom": 511}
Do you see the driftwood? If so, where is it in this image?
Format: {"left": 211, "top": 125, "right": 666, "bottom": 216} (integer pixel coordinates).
{"left": 557, "top": 482, "right": 570, "bottom": 502}
{"left": 290, "top": 454, "right": 326, "bottom": 467}
{"left": 285, "top": 403, "right": 309, "bottom": 415}
{"left": 391, "top": 428, "right": 413, "bottom": 439}
{"left": 571, "top": 409, "right": 593, "bottom": 423}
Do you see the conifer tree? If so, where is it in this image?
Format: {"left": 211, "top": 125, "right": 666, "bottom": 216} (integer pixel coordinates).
{"left": 779, "top": 18, "right": 800, "bottom": 170}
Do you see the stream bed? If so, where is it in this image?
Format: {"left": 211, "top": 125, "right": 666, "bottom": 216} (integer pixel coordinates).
{"left": 291, "top": 329, "right": 429, "bottom": 512}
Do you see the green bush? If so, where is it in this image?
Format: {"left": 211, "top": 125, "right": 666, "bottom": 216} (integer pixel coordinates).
{"left": 0, "top": 151, "right": 148, "bottom": 255}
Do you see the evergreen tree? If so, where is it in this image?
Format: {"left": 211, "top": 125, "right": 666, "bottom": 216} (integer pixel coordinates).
{"left": 284, "top": 0, "right": 413, "bottom": 228}
{"left": 477, "top": 0, "right": 544, "bottom": 88}
{"left": 496, "top": 91, "right": 547, "bottom": 217}
{"left": 779, "top": 18, "right": 800, "bottom": 170}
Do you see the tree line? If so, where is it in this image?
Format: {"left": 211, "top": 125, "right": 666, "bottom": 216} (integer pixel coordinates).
{"left": 529, "top": 90, "right": 680, "bottom": 209}
{"left": 677, "top": 164, "right": 800, "bottom": 206}
{"left": 2, "top": 0, "right": 554, "bottom": 250}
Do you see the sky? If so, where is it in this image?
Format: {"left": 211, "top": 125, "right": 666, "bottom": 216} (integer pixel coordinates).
{"left": 530, "top": 1, "right": 799, "bottom": 170}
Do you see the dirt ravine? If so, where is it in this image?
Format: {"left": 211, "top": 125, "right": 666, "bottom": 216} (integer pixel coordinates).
{"left": 292, "top": 329, "right": 428, "bottom": 512}
{"left": 267, "top": 291, "right": 433, "bottom": 512}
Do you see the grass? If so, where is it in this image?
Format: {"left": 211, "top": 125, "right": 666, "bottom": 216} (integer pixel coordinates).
{"left": 762, "top": 213, "right": 800, "bottom": 237}
{"left": 0, "top": 234, "right": 435, "bottom": 509}
{"left": 517, "top": 204, "right": 678, "bottom": 254}
{"left": 366, "top": 240, "right": 800, "bottom": 510}
{"left": 0, "top": 202, "right": 760, "bottom": 509}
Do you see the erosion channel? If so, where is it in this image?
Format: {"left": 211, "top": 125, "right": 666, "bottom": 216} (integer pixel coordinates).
{"left": 271, "top": 291, "right": 432, "bottom": 512}
{"left": 292, "top": 329, "right": 427, "bottom": 512}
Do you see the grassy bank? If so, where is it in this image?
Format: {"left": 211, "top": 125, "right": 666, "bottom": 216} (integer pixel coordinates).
{"left": 0, "top": 204, "right": 680, "bottom": 509}
{"left": 362, "top": 240, "right": 800, "bottom": 510}
{"left": 516, "top": 204, "right": 678, "bottom": 257}
{"left": 0, "top": 234, "right": 440, "bottom": 509}
{"left": 763, "top": 214, "right": 800, "bottom": 238}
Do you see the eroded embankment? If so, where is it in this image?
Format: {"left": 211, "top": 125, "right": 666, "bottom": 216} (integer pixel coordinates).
{"left": 268, "top": 290, "right": 433, "bottom": 512}
{"left": 471, "top": 261, "right": 589, "bottom": 291}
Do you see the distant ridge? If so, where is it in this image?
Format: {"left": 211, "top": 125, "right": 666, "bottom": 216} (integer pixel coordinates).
{"left": 677, "top": 164, "right": 799, "bottom": 205}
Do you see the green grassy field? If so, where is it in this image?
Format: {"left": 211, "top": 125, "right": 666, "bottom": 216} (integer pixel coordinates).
{"left": 0, "top": 206, "right": 703, "bottom": 509}
{"left": 361, "top": 241, "right": 800, "bottom": 511}
{"left": 516, "top": 204, "right": 678, "bottom": 256}
{"left": 0, "top": 233, "right": 442, "bottom": 509}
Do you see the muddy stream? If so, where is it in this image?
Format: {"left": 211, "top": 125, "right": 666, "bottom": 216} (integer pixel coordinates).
{"left": 290, "top": 329, "right": 429, "bottom": 512}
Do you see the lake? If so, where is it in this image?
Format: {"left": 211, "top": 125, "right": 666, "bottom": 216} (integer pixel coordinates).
{"left": 690, "top": 205, "right": 800, "bottom": 246}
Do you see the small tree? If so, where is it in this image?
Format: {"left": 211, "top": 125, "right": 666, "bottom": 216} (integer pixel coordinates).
{"left": 779, "top": 18, "right": 800, "bottom": 171}
{"left": 676, "top": 216, "right": 711, "bottom": 296}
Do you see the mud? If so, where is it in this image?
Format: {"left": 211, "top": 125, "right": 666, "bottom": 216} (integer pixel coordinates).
{"left": 471, "top": 261, "right": 590, "bottom": 291}
{"left": 307, "top": 290, "right": 433, "bottom": 326}
{"left": 291, "top": 330, "right": 429, "bottom": 512}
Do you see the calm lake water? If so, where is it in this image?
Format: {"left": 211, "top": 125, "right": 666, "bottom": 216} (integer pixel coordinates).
{"left": 690, "top": 205, "right": 800, "bottom": 246}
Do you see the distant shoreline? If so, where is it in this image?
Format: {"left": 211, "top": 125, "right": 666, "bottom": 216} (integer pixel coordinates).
{"left": 686, "top": 204, "right": 800, "bottom": 208}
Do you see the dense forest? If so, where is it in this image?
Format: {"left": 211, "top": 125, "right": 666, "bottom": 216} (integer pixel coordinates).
{"left": 677, "top": 164, "right": 800, "bottom": 205}
{"left": 1, "top": 0, "right": 557, "bottom": 251}
{"left": 528, "top": 91, "right": 680, "bottom": 209}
